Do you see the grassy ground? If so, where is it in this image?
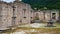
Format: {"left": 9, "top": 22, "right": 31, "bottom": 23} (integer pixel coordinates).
{"left": 1, "top": 23, "right": 60, "bottom": 34}
{"left": 3, "top": 27, "right": 60, "bottom": 34}
{"left": 19, "top": 23, "right": 60, "bottom": 28}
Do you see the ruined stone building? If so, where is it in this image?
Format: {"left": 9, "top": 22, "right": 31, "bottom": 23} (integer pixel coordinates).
{"left": 0, "top": 0, "right": 60, "bottom": 28}
{"left": 34, "top": 9, "right": 59, "bottom": 22}
{"left": 0, "top": 0, "right": 33, "bottom": 28}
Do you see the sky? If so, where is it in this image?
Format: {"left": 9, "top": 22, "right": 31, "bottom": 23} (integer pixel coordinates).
{"left": 3, "top": 0, "right": 15, "bottom": 2}
{"left": 2, "top": 0, "right": 22, "bottom": 2}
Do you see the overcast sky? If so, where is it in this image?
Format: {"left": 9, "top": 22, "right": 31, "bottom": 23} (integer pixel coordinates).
{"left": 2, "top": 0, "right": 14, "bottom": 2}
{"left": 3, "top": 0, "right": 22, "bottom": 2}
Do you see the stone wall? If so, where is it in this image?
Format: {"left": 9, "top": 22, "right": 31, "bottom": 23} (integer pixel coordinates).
{"left": 0, "top": 1, "right": 33, "bottom": 28}
{"left": 0, "top": 1, "right": 59, "bottom": 29}
{"left": 33, "top": 10, "right": 59, "bottom": 22}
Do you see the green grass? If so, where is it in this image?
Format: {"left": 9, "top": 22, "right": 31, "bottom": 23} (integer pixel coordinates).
{"left": 18, "top": 23, "right": 60, "bottom": 28}
{"left": 1, "top": 23, "right": 60, "bottom": 34}
{"left": 3, "top": 27, "right": 60, "bottom": 34}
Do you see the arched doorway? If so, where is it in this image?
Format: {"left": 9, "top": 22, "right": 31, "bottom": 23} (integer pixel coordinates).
{"left": 31, "top": 13, "right": 42, "bottom": 23}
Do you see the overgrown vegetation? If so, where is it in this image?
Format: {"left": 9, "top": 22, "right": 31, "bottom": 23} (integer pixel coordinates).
{"left": 22, "top": 0, "right": 60, "bottom": 10}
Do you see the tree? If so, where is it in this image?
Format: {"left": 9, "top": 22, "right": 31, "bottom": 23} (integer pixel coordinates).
{"left": 22, "top": 0, "right": 60, "bottom": 10}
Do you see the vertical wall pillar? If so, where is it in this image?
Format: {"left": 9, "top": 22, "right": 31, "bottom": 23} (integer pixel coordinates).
{"left": 12, "top": 6, "right": 16, "bottom": 26}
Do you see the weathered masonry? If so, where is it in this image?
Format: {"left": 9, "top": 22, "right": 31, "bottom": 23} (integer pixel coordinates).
{"left": 0, "top": 0, "right": 60, "bottom": 29}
